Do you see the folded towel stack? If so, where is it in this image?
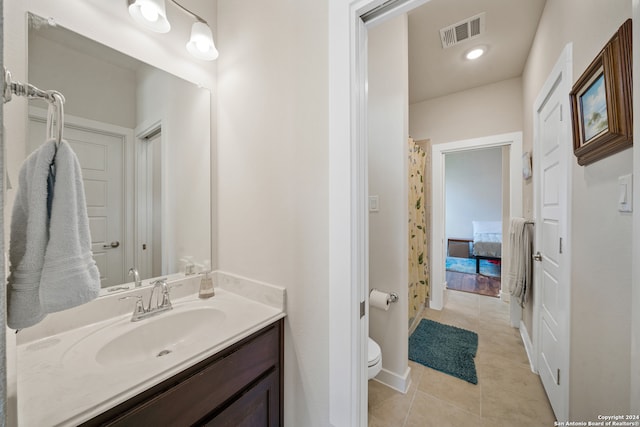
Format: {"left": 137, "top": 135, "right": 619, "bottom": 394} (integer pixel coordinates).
{"left": 8, "top": 139, "right": 100, "bottom": 329}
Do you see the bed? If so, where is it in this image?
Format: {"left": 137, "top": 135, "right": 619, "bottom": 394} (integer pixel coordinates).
{"left": 471, "top": 221, "right": 502, "bottom": 274}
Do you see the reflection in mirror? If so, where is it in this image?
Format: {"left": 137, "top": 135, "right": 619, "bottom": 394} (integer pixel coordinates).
{"left": 26, "top": 13, "right": 211, "bottom": 294}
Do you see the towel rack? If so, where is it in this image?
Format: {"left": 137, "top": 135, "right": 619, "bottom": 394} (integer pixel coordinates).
{"left": 2, "top": 66, "right": 66, "bottom": 144}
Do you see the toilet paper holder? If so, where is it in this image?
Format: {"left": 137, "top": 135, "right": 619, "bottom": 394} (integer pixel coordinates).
{"left": 370, "top": 288, "right": 399, "bottom": 303}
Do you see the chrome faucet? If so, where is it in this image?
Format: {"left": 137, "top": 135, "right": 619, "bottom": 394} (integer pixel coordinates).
{"left": 120, "top": 278, "right": 180, "bottom": 322}
{"left": 147, "top": 278, "right": 172, "bottom": 313}
{"left": 128, "top": 267, "right": 142, "bottom": 287}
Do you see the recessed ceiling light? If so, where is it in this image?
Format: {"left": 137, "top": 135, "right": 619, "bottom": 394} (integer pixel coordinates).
{"left": 466, "top": 47, "right": 485, "bottom": 60}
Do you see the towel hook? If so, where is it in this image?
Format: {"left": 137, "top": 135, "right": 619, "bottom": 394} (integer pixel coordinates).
{"left": 46, "top": 91, "right": 65, "bottom": 146}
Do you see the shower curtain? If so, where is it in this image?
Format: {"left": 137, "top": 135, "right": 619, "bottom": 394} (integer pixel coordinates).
{"left": 408, "top": 138, "right": 429, "bottom": 327}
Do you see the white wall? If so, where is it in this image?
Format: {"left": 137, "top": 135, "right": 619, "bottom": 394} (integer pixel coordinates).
{"left": 522, "top": 0, "right": 632, "bottom": 419}
{"left": 410, "top": 77, "right": 523, "bottom": 144}
{"left": 367, "top": 14, "right": 410, "bottom": 388}
{"left": 445, "top": 148, "right": 502, "bottom": 240}
{"left": 28, "top": 34, "right": 136, "bottom": 129}
{"left": 216, "top": 0, "right": 329, "bottom": 425}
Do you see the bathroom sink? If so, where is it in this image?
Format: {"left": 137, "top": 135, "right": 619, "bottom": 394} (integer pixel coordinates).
{"left": 65, "top": 306, "right": 226, "bottom": 368}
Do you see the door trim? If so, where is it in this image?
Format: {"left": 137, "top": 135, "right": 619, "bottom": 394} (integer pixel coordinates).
{"left": 631, "top": 1, "right": 640, "bottom": 414}
{"left": 532, "top": 43, "right": 572, "bottom": 421}
{"left": 431, "top": 132, "right": 523, "bottom": 312}
{"left": 329, "top": 1, "right": 431, "bottom": 425}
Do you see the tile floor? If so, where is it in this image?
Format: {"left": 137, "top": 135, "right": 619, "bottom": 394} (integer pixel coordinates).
{"left": 368, "top": 290, "right": 556, "bottom": 426}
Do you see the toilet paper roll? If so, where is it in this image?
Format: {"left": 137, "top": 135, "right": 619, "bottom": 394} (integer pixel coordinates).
{"left": 370, "top": 289, "right": 391, "bottom": 311}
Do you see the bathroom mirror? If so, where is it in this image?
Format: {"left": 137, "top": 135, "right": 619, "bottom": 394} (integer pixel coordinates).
{"left": 25, "top": 13, "right": 211, "bottom": 293}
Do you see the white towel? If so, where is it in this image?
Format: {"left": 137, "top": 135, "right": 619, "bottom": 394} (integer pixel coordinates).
{"left": 7, "top": 140, "right": 57, "bottom": 329}
{"left": 506, "top": 218, "right": 533, "bottom": 307}
{"left": 7, "top": 140, "right": 100, "bottom": 329}
{"left": 40, "top": 140, "right": 100, "bottom": 312}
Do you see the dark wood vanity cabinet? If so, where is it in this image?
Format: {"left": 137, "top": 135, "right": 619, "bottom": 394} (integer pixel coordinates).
{"left": 83, "top": 319, "right": 284, "bottom": 427}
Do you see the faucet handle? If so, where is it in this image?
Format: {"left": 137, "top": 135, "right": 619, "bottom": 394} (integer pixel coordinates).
{"left": 119, "top": 295, "right": 146, "bottom": 319}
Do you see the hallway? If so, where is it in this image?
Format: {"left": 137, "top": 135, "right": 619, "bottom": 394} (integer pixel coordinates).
{"left": 368, "top": 290, "right": 556, "bottom": 426}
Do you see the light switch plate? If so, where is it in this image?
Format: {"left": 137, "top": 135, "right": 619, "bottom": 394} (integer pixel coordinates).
{"left": 369, "top": 195, "right": 379, "bottom": 212}
{"left": 618, "top": 174, "right": 633, "bottom": 212}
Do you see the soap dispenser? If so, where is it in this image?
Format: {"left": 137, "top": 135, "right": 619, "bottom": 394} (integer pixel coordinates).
{"left": 199, "top": 260, "right": 214, "bottom": 299}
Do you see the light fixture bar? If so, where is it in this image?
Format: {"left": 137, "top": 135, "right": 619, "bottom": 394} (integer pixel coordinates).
{"left": 168, "top": 0, "right": 208, "bottom": 24}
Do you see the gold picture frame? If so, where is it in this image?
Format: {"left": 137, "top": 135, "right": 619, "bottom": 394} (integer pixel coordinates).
{"left": 569, "top": 19, "right": 632, "bottom": 166}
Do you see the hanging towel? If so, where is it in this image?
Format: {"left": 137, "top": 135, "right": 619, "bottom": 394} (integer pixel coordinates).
{"left": 40, "top": 140, "right": 100, "bottom": 313}
{"left": 7, "top": 140, "right": 57, "bottom": 329}
{"left": 506, "top": 218, "right": 533, "bottom": 307}
{"left": 7, "top": 140, "right": 100, "bottom": 329}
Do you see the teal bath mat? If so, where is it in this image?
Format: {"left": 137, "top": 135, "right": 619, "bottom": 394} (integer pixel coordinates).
{"left": 409, "top": 319, "right": 479, "bottom": 384}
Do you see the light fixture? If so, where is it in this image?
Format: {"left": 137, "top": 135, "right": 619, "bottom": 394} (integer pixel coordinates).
{"left": 128, "top": 0, "right": 171, "bottom": 33}
{"left": 128, "top": 0, "right": 218, "bottom": 61}
{"left": 465, "top": 47, "right": 485, "bottom": 60}
{"left": 187, "top": 21, "right": 219, "bottom": 61}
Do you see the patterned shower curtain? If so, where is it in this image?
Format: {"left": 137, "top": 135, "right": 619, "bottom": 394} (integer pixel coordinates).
{"left": 408, "top": 138, "right": 429, "bottom": 326}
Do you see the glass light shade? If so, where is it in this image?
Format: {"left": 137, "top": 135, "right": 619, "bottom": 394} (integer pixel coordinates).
{"left": 128, "top": 0, "right": 171, "bottom": 33}
{"left": 186, "top": 21, "right": 219, "bottom": 61}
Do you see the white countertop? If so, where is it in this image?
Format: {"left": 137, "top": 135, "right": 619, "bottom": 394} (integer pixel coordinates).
{"left": 16, "top": 272, "right": 286, "bottom": 427}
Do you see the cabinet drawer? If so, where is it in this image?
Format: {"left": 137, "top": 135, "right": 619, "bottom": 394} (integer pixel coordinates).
{"left": 203, "top": 370, "right": 280, "bottom": 427}
{"left": 102, "top": 323, "right": 280, "bottom": 426}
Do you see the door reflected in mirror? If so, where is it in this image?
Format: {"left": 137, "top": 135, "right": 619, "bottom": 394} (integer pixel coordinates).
{"left": 26, "top": 13, "right": 211, "bottom": 292}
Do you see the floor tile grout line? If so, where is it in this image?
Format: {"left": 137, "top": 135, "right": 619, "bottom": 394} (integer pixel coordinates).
{"left": 401, "top": 378, "right": 420, "bottom": 427}
{"left": 401, "top": 366, "right": 424, "bottom": 427}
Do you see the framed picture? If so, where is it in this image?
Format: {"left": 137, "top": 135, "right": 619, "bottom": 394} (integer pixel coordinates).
{"left": 570, "top": 19, "right": 632, "bottom": 166}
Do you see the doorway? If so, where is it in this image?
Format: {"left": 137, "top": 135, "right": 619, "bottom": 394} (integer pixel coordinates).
{"left": 431, "top": 132, "right": 523, "bottom": 314}
{"left": 444, "top": 147, "right": 504, "bottom": 299}
{"left": 329, "top": 1, "right": 536, "bottom": 425}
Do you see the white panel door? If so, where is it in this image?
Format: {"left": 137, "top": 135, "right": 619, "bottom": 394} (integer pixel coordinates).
{"left": 534, "top": 47, "right": 571, "bottom": 420}
{"left": 28, "top": 118, "right": 126, "bottom": 288}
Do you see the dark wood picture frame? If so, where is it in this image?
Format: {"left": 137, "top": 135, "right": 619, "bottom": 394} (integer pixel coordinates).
{"left": 569, "top": 19, "right": 632, "bottom": 166}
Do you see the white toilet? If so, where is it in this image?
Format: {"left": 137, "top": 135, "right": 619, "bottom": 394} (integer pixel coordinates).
{"left": 368, "top": 337, "right": 382, "bottom": 379}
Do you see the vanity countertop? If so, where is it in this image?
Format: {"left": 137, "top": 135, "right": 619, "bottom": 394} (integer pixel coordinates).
{"left": 16, "top": 273, "right": 286, "bottom": 427}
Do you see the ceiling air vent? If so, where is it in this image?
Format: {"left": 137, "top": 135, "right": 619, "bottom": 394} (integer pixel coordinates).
{"left": 439, "top": 13, "right": 485, "bottom": 49}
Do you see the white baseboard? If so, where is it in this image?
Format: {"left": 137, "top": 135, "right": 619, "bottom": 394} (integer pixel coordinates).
{"left": 509, "top": 298, "right": 522, "bottom": 328}
{"left": 519, "top": 320, "right": 537, "bottom": 374}
{"left": 409, "top": 304, "right": 426, "bottom": 334}
{"left": 372, "top": 366, "right": 411, "bottom": 394}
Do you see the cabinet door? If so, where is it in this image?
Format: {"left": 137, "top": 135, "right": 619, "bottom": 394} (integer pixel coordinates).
{"left": 203, "top": 370, "right": 280, "bottom": 427}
